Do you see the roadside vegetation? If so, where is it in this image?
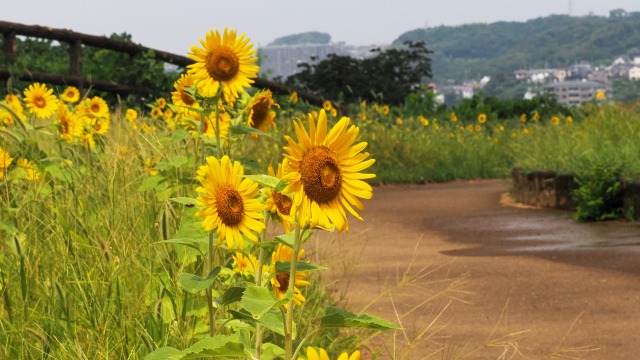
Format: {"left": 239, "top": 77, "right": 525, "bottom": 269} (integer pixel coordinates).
{"left": 1, "top": 24, "right": 637, "bottom": 360}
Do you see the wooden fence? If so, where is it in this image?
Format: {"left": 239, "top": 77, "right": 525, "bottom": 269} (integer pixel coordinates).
{"left": 0, "top": 20, "right": 324, "bottom": 106}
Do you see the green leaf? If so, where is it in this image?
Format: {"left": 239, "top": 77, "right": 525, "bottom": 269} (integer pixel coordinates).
{"left": 243, "top": 174, "right": 281, "bottom": 188}
{"left": 241, "top": 286, "right": 289, "bottom": 320}
{"left": 169, "top": 155, "right": 189, "bottom": 167}
{"left": 274, "top": 228, "right": 314, "bottom": 248}
{"left": 275, "top": 261, "right": 327, "bottom": 273}
{"left": 180, "top": 334, "right": 245, "bottom": 358}
{"left": 160, "top": 296, "right": 176, "bottom": 324}
{"left": 261, "top": 343, "right": 286, "bottom": 360}
{"left": 171, "top": 197, "right": 198, "bottom": 205}
{"left": 145, "top": 346, "right": 181, "bottom": 360}
{"left": 178, "top": 267, "right": 221, "bottom": 293}
{"left": 43, "top": 163, "right": 70, "bottom": 183}
{"left": 230, "top": 123, "right": 270, "bottom": 137}
{"left": 320, "top": 306, "right": 400, "bottom": 330}
{"left": 171, "top": 129, "right": 191, "bottom": 142}
{"left": 219, "top": 287, "right": 245, "bottom": 306}
{"left": 138, "top": 175, "right": 165, "bottom": 192}
{"left": 275, "top": 179, "right": 288, "bottom": 193}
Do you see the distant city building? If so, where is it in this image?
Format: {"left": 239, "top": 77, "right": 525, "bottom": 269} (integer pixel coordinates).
{"left": 543, "top": 80, "right": 607, "bottom": 106}
{"left": 258, "top": 43, "right": 384, "bottom": 80}
{"left": 628, "top": 66, "right": 640, "bottom": 80}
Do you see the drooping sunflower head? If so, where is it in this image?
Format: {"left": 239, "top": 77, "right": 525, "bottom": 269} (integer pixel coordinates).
{"left": 16, "top": 158, "right": 41, "bottom": 181}
{"left": 195, "top": 155, "right": 265, "bottom": 249}
{"left": 61, "top": 86, "right": 81, "bottom": 103}
{"left": 247, "top": 89, "right": 279, "bottom": 135}
{"left": 171, "top": 73, "right": 200, "bottom": 113}
{"left": 232, "top": 252, "right": 258, "bottom": 276}
{"left": 270, "top": 243, "right": 310, "bottom": 305}
{"left": 189, "top": 110, "right": 231, "bottom": 139}
{"left": 187, "top": 28, "right": 259, "bottom": 102}
{"left": 282, "top": 109, "right": 375, "bottom": 232}
{"left": 0, "top": 109, "right": 13, "bottom": 126}
{"left": 264, "top": 158, "right": 294, "bottom": 232}
{"left": 0, "top": 146, "right": 13, "bottom": 179}
{"left": 23, "top": 83, "right": 60, "bottom": 119}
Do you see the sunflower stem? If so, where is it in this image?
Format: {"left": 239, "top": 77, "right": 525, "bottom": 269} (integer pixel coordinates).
{"left": 206, "top": 230, "right": 216, "bottom": 337}
{"left": 284, "top": 221, "right": 302, "bottom": 360}
{"left": 255, "top": 211, "right": 269, "bottom": 358}
{"left": 214, "top": 102, "right": 222, "bottom": 159}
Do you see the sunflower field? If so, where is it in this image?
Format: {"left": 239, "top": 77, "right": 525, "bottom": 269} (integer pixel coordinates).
{"left": 2, "top": 26, "right": 640, "bottom": 360}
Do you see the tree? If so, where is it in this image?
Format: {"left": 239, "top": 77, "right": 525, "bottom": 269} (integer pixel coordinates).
{"left": 285, "top": 41, "right": 432, "bottom": 105}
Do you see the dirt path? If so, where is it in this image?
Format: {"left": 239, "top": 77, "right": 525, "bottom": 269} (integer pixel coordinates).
{"left": 311, "top": 179, "right": 640, "bottom": 359}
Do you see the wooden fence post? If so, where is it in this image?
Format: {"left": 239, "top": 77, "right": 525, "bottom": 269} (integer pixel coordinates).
{"left": 69, "top": 39, "right": 83, "bottom": 89}
{"left": 2, "top": 31, "right": 18, "bottom": 60}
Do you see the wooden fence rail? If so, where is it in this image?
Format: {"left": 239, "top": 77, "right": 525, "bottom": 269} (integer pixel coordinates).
{"left": 0, "top": 20, "right": 324, "bottom": 106}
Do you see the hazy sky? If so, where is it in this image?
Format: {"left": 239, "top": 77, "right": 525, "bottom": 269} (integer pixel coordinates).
{"left": 3, "top": 0, "right": 640, "bottom": 55}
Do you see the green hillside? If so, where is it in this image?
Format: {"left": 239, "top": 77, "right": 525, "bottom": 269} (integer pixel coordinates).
{"left": 393, "top": 11, "right": 640, "bottom": 83}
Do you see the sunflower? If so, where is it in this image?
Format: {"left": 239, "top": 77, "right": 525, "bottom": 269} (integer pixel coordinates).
{"left": 322, "top": 100, "right": 332, "bottom": 111}
{"left": 478, "top": 113, "right": 487, "bottom": 124}
{"left": 61, "top": 86, "right": 80, "bottom": 103}
{"left": 77, "top": 96, "right": 110, "bottom": 120}
{"left": 0, "top": 109, "right": 13, "bottom": 126}
{"left": 450, "top": 112, "right": 458, "bottom": 122}
{"left": 23, "top": 83, "right": 59, "bottom": 119}
{"left": 5, "top": 94, "right": 25, "bottom": 119}
{"left": 232, "top": 252, "right": 258, "bottom": 276}
{"left": 520, "top": 113, "right": 527, "bottom": 123}
{"left": 16, "top": 158, "right": 41, "bottom": 181}
{"left": 187, "top": 28, "right": 259, "bottom": 101}
{"left": 56, "top": 104, "right": 83, "bottom": 143}
{"left": 289, "top": 91, "right": 298, "bottom": 104}
{"left": 282, "top": 109, "right": 375, "bottom": 232}
{"left": 171, "top": 73, "right": 200, "bottom": 114}
{"left": 151, "top": 107, "right": 163, "bottom": 120}
{"left": 270, "top": 243, "right": 310, "bottom": 305}
{"left": 189, "top": 111, "right": 231, "bottom": 139}
{"left": 144, "top": 157, "right": 161, "bottom": 176}
{"left": 382, "top": 105, "right": 390, "bottom": 115}
{"left": 396, "top": 117, "right": 403, "bottom": 125}
{"left": 550, "top": 116, "right": 560, "bottom": 125}
{"left": 195, "top": 155, "right": 265, "bottom": 249}
{"left": 0, "top": 147, "right": 13, "bottom": 179}
{"left": 264, "top": 159, "right": 294, "bottom": 232}
{"left": 157, "top": 97, "right": 167, "bottom": 109}
{"left": 247, "top": 90, "right": 278, "bottom": 134}
{"left": 299, "top": 347, "right": 360, "bottom": 360}
{"left": 125, "top": 108, "right": 138, "bottom": 123}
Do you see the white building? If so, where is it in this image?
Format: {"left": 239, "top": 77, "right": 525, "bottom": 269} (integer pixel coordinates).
{"left": 629, "top": 66, "right": 640, "bottom": 80}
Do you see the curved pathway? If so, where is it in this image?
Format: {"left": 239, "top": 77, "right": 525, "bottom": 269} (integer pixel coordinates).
{"left": 314, "top": 179, "right": 640, "bottom": 359}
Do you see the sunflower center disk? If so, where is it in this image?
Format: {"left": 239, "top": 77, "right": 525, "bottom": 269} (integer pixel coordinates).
{"left": 300, "top": 146, "right": 342, "bottom": 204}
{"left": 180, "top": 91, "right": 196, "bottom": 106}
{"left": 206, "top": 47, "right": 240, "bottom": 82}
{"left": 276, "top": 272, "right": 290, "bottom": 291}
{"left": 250, "top": 99, "right": 269, "bottom": 129}
{"left": 274, "top": 192, "right": 292, "bottom": 215}
{"left": 34, "top": 96, "right": 46, "bottom": 109}
{"left": 91, "top": 104, "right": 101, "bottom": 113}
{"left": 215, "top": 184, "right": 244, "bottom": 226}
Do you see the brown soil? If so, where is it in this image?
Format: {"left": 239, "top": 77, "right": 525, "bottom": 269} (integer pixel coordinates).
{"left": 311, "top": 179, "right": 640, "bottom": 360}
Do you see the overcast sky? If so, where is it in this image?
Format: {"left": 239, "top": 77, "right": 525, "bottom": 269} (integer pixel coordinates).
{"left": 3, "top": 0, "right": 640, "bottom": 55}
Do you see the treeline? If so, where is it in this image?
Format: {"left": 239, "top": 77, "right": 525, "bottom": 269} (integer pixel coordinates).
{"left": 394, "top": 11, "right": 640, "bottom": 83}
